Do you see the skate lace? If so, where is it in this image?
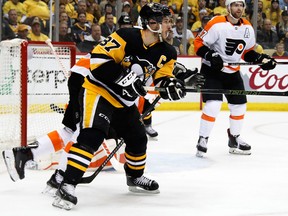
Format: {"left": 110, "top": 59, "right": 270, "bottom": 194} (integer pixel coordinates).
{"left": 134, "top": 176, "right": 152, "bottom": 186}
{"left": 62, "top": 183, "right": 75, "bottom": 196}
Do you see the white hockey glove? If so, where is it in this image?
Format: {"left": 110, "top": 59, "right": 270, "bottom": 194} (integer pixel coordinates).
{"left": 159, "top": 77, "right": 186, "bottom": 101}
{"left": 116, "top": 68, "right": 147, "bottom": 97}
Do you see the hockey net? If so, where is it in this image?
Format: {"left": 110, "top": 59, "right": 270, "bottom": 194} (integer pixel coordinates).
{"left": 0, "top": 39, "right": 76, "bottom": 170}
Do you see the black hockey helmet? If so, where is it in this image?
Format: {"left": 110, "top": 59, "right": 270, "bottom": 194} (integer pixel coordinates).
{"left": 118, "top": 15, "right": 133, "bottom": 26}
{"left": 140, "top": 3, "right": 164, "bottom": 29}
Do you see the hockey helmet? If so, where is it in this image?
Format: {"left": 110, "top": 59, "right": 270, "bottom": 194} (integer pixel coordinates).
{"left": 140, "top": 3, "right": 164, "bottom": 29}
{"left": 118, "top": 15, "right": 133, "bottom": 26}
{"left": 225, "top": 0, "right": 246, "bottom": 8}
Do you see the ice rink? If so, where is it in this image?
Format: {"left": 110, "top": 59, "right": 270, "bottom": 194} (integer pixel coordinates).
{"left": 1, "top": 110, "right": 288, "bottom": 216}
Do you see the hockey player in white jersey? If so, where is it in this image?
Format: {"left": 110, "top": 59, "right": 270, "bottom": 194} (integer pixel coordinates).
{"left": 194, "top": 0, "right": 277, "bottom": 157}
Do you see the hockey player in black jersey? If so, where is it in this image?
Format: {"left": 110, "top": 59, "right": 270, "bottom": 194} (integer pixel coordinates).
{"left": 52, "top": 3, "right": 189, "bottom": 210}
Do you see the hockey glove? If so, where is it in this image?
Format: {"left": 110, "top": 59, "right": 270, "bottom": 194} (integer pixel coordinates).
{"left": 185, "top": 73, "right": 205, "bottom": 89}
{"left": 204, "top": 50, "right": 224, "bottom": 71}
{"left": 159, "top": 77, "right": 186, "bottom": 101}
{"left": 257, "top": 54, "right": 277, "bottom": 70}
{"left": 173, "top": 62, "right": 198, "bottom": 81}
{"left": 116, "top": 69, "right": 147, "bottom": 97}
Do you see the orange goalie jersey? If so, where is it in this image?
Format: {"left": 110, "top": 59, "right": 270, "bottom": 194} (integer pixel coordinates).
{"left": 194, "top": 15, "right": 256, "bottom": 73}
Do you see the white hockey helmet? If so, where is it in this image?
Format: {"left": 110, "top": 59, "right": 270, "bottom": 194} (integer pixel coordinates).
{"left": 225, "top": 0, "right": 246, "bottom": 8}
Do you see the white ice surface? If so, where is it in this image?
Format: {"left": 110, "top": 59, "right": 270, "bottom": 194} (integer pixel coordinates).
{"left": 1, "top": 111, "right": 288, "bottom": 216}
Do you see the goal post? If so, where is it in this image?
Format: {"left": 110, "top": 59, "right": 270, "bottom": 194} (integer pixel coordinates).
{"left": 0, "top": 39, "right": 76, "bottom": 153}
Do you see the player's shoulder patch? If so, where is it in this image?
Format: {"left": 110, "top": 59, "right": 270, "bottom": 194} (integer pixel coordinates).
{"left": 205, "top": 15, "right": 226, "bottom": 30}
{"left": 241, "top": 18, "right": 253, "bottom": 26}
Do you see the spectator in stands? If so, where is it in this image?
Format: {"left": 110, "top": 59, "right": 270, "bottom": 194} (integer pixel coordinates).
{"left": 77, "top": 23, "right": 106, "bottom": 52}
{"left": 71, "top": 12, "right": 92, "bottom": 43}
{"left": 195, "top": 0, "right": 213, "bottom": 21}
{"left": 23, "top": 0, "right": 50, "bottom": 21}
{"left": 86, "top": 0, "right": 102, "bottom": 22}
{"left": 5, "top": 9, "right": 19, "bottom": 35}
{"left": 276, "top": 10, "right": 288, "bottom": 43}
{"left": 165, "top": 18, "right": 184, "bottom": 55}
{"left": 1, "top": 9, "right": 19, "bottom": 40}
{"left": 192, "top": 15, "right": 211, "bottom": 37}
{"left": 191, "top": 9, "right": 209, "bottom": 35}
{"left": 16, "top": 24, "right": 31, "bottom": 40}
{"left": 106, "top": 0, "right": 117, "bottom": 15}
{"left": 100, "top": 13, "right": 116, "bottom": 37}
{"left": 257, "top": 18, "right": 279, "bottom": 49}
{"left": 28, "top": 16, "right": 49, "bottom": 41}
{"left": 118, "top": 14, "right": 133, "bottom": 29}
{"left": 58, "top": 21, "right": 74, "bottom": 42}
{"left": 59, "top": 11, "right": 72, "bottom": 29}
{"left": 122, "top": 1, "right": 132, "bottom": 17}
{"left": 58, "top": 0, "right": 77, "bottom": 19}
{"left": 213, "top": 0, "right": 228, "bottom": 16}
{"left": 272, "top": 42, "right": 288, "bottom": 56}
{"left": 131, "top": 0, "right": 147, "bottom": 26}
{"left": 206, "top": 0, "right": 218, "bottom": 10}
{"left": 279, "top": 0, "right": 288, "bottom": 10}
{"left": 72, "top": 0, "right": 95, "bottom": 26}
{"left": 265, "top": 0, "right": 283, "bottom": 28}
{"left": 2, "top": 0, "right": 26, "bottom": 23}
{"left": 172, "top": 16, "right": 194, "bottom": 42}
{"left": 98, "top": 3, "right": 117, "bottom": 25}
{"left": 258, "top": 0, "right": 267, "bottom": 19}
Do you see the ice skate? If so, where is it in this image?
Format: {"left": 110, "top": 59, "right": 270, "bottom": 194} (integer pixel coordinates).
{"left": 52, "top": 182, "right": 77, "bottom": 210}
{"left": 42, "top": 169, "right": 64, "bottom": 196}
{"left": 126, "top": 175, "right": 160, "bottom": 194}
{"left": 227, "top": 129, "right": 251, "bottom": 155}
{"left": 2, "top": 145, "right": 34, "bottom": 181}
{"left": 145, "top": 124, "right": 158, "bottom": 138}
{"left": 196, "top": 136, "right": 208, "bottom": 158}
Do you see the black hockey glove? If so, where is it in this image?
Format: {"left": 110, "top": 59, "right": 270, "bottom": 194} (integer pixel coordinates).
{"left": 116, "top": 68, "right": 147, "bottom": 97}
{"left": 204, "top": 50, "right": 224, "bottom": 71}
{"left": 173, "top": 62, "right": 198, "bottom": 81}
{"left": 159, "top": 77, "right": 186, "bottom": 101}
{"left": 185, "top": 73, "right": 205, "bottom": 89}
{"left": 257, "top": 54, "right": 277, "bottom": 70}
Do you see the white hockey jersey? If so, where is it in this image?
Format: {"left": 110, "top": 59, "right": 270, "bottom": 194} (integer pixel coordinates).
{"left": 194, "top": 15, "right": 255, "bottom": 73}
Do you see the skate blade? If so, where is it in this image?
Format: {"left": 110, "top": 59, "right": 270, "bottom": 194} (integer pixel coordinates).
{"left": 52, "top": 196, "right": 75, "bottom": 210}
{"left": 128, "top": 186, "right": 160, "bottom": 194}
{"left": 2, "top": 150, "right": 20, "bottom": 182}
{"left": 196, "top": 150, "right": 205, "bottom": 158}
{"left": 148, "top": 136, "right": 158, "bottom": 141}
{"left": 42, "top": 185, "right": 57, "bottom": 197}
{"left": 229, "top": 148, "right": 251, "bottom": 155}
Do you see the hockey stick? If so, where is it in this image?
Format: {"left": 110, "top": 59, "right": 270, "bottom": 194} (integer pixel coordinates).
{"left": 144, "top": 86, "right": 288, "bottom": 96}
{"left": 140, "top": 95, "right": 161, "bottom": 123}
{"left": 224, "top": 61, "right": 288, "bottom": 66}
{"left": 49, "top": 103, "right": 65, "bottom": 114}
{"left": 45, "top": 39, "right": 71, "bottom": 77}
{"left": 101, "top": 139, "right": 124, "bottom": 172}
{"left": 80, "top": 138, "right": 125, "bottom": 184}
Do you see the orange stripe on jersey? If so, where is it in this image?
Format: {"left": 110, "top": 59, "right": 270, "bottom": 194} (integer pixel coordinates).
{"left": 64, "top": 141, "right": 74, "bottom": 153}
{"left": 201, "top": 113, "right": 215, "bottom": 122}
{"left": 225, "top": 65, "right": 240, "bottom": 72}
{"left": 230, "top": 114, "right": 244, "bottom": 120}
{"left": 47, "top": 131, "right": 65, "bottom": 152}
{"left": 75, "top": 57, "right": 90, "bottom": 69}
{"left": 194, "top": 16, "right": 227, "bottom": 53}
{"left": 138, "top": 96, "right": 145, "bottom": 114}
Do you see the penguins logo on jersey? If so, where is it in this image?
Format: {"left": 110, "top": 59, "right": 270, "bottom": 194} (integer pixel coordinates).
{"left": 225, "top": 39, "right": 246, "bottom": 55}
